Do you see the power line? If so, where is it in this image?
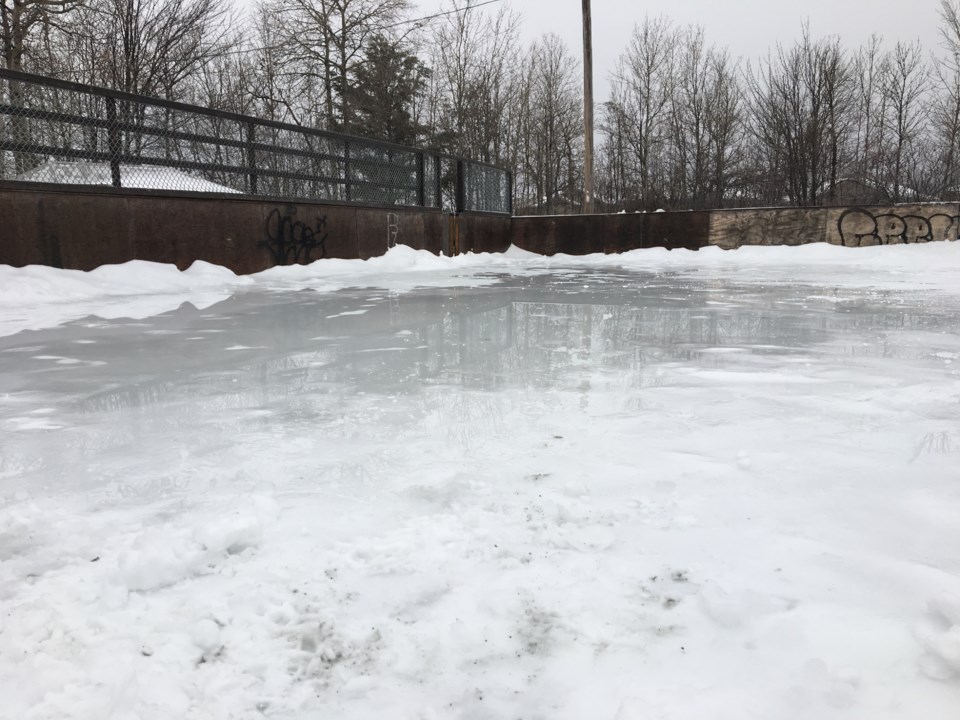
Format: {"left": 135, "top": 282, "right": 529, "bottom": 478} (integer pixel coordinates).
{"left": 382, "top": 0, "right": 502, "bottom": 30}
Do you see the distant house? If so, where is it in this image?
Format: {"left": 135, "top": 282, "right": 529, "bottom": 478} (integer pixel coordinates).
{"left": 14, "top": 159, "right": 241, "bottom": 194}
{"left": 820, "top": 177, "right": 920, "bottom": 206}
{"left": 515, "top": 194, "right": 582, "bottom": 216}
{"left": 940, "top": 185, "right": 960, "bottom": 202}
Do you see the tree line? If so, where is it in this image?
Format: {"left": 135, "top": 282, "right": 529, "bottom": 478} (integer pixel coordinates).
{"left": 3, "top": 0, "right": 959, "bottom": 212}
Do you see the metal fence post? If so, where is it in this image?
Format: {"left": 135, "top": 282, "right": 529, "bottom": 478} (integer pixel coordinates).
{"left": 434, "top": 156, "right": 442, "bottom": 208}
{"left": 417, "top": 152, "right": 426, "bottom": 207}
{"left": 455, "top": 159, "right": 466, "bottom": 214}
{"left": 105, "top": 97, "right": 122, "bottom": 188}
{"left": 344, "top": 141, "right": 352, "bottom": 203}
{"left": 246, "top": 121, "right": 258, "bottom": 195}
{"left": 506, "top": 170, "right": 514, "bottom": 215}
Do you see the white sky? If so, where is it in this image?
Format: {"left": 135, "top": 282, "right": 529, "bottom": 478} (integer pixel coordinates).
{"left": 418, "top": 0, "right": 943, "bottom": 100}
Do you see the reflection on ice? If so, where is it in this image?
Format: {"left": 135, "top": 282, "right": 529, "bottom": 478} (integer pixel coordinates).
{"left": 1, "top": 270, "right": 957, "bottom": 499}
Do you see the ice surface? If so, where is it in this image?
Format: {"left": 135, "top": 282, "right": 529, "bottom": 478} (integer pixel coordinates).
{"left": 2, "top": 243, "right": 960, "bottom": 718}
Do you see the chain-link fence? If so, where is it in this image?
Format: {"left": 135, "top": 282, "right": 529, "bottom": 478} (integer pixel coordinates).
{"left": 0, "top": 69, "right": 512, "bottom": 215}
{"left": 464, "top": 162, "right": 511, "bottom": 214}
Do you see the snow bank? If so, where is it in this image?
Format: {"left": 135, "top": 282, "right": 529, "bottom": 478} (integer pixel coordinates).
{"left": 0, "top": 260, "right": 254, "bottom": 337}
{"left": 0, "top": 260, "right": 249, "bottom": 305}
{"left": 253, "top": 244, "right": 530, "bottom": 292}
{"left": 2, "top": 241, "right": 960, "bottom": 337}
{"left": 0, "top": 246, "right": 527, "bottom": 336}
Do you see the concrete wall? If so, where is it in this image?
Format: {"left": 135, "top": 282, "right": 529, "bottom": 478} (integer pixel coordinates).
{"left": 0, "top": 183, "right": 512, "bottom": 273}
{"left": 512, "top": 203, "right": 960, "bottom": 255}
{"left": 710, "top": 203, "right": 960, "bottom": 249}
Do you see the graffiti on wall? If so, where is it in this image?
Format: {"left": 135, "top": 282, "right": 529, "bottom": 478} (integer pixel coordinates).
{"left": 838, "top": 208, "right": 960, "bottom": 247}
{"left": 261, "top": 206, "right": 328, "bottom": 265}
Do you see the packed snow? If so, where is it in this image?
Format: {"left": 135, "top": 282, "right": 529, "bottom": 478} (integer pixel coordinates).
{"left": 2, "top": 241, "right": 960, "bottom": 719}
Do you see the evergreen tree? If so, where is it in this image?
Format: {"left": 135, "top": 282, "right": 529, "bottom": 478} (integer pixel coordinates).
{"left": 346, "top": 35, "right": 429, "bottom": 145}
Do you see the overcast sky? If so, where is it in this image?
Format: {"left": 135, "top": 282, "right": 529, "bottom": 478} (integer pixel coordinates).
{"left": 418, "top": 0, "right": 944, "bottom": 100}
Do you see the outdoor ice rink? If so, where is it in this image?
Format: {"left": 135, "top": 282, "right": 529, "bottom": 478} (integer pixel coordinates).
{"left": 2, "top": 243, "right": 960, "bottom": 719}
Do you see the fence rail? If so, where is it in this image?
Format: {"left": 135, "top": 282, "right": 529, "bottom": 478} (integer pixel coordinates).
{"left": 0, "top": 68, "right": 512, "bottom": 215}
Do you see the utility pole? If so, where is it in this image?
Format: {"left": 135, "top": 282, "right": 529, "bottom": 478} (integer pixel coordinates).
{"left": 581, "top": 0, "right": 595, "bottom": 214}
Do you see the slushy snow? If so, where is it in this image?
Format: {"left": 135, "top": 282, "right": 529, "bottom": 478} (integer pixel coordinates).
{"left": 2, "top": 241, "right": 960, "bottom": 719}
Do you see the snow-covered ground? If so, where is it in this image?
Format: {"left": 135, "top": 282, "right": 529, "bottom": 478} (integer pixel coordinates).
{"left": 2, "top": 242, "right": 960, "bottom": 719}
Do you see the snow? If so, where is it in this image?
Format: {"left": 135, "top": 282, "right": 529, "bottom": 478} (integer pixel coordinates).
{"left": 14, "top": 159, "right": 242, "bottom": 194}
{"left": 2, "top": 241, "right": 960, "bottom": 718}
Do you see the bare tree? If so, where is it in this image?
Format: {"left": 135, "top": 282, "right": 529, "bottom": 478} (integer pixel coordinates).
{"left": 427, "top": 0, "right": 521, "bottom": 162}
{"left": 747, "top": 26, "right": 852, "bottom": 206}
{"left": 607, "top": 15, "right": 677, "bottom": 209}
{"left": 880, "top": 41, "right": 927, "bottom": 202}
{"left": 704, "top": 48, "right": 743, "bottom": 207}
{"left": 2, "top": 0, "right": 85, "bottom": 173}
{"left": 935, "top": 0, "right": 960, "bottom": 196}
{"left": 517, "top": 33, "right": 582, "bottom": 213}
{"left": 1, "top": 0, "right": 82, "bottom": 72}
{"left": 245, "top": 3, "right": 305, "bottom": 123}
{"left": 850, "top": 35, "right": 886, "bottom": 201}
{"left": 821, "top": 39, "right": 854, "bottom": 203}
{"left": 668, "top": 26, "right": 710, "bottom": 206}
{"left": 597, "top": 99, "right": 631, "bottom": 208}
{"left": 666, "top": 27, "right": 743, "bottom": 208}
{"left": 268, "top": 0, "right": 410, "bottom": 130}
{"left": 48, "top": 0, "right": 236, "bottom": 99}
{"left": 6, "top": 0, "right": 953, "bottom": 212}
